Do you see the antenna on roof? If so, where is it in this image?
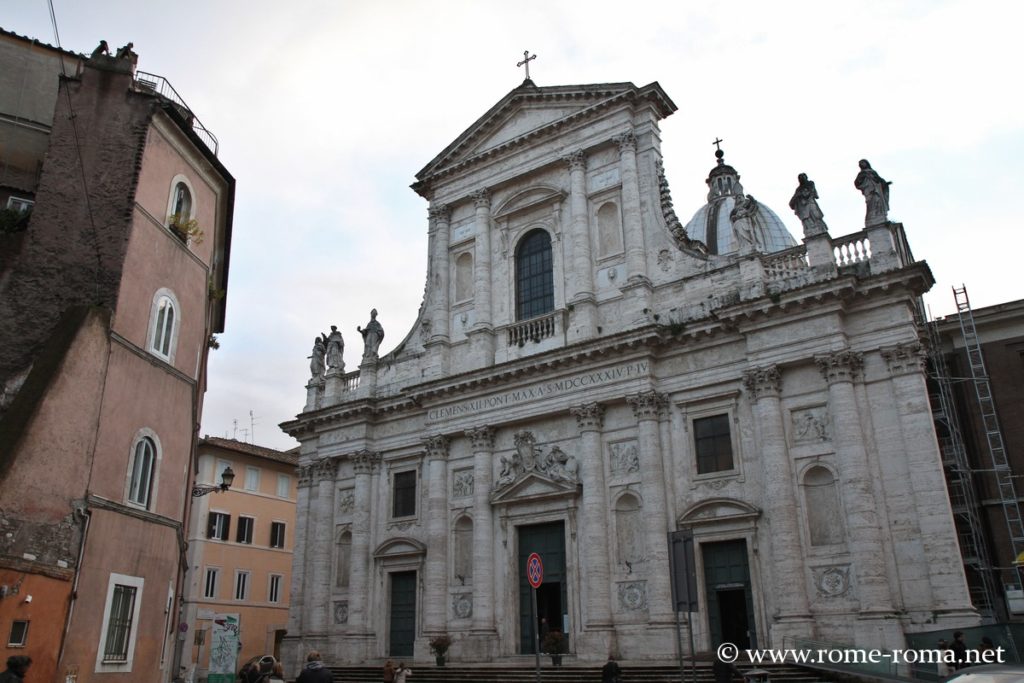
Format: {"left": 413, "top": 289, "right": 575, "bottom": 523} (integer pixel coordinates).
{"left": 250, "top": 410, "right": 258, "bottom": 445}
{"left": 232, "top": 419, "right": 238, "bottom": 440}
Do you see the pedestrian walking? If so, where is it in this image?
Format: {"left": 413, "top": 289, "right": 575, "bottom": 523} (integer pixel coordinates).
{"left": 296, "top": 651, "right": 333, "bottom": 683}
{"left": 0, "top": 656, "right": 31, "bottom": 683}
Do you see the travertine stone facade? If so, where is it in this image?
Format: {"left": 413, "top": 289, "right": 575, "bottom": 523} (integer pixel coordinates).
{"left": 282, "top": 78, "right": 976, "bottom": 668}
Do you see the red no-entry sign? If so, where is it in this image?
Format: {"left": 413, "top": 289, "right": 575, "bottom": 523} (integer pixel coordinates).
{"left": 527, "top": 552, "right": 543, "bottom": 588}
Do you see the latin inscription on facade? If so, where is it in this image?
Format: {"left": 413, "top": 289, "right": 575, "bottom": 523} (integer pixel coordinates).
{"left": 427, "top": 361, "right": 649, "bottom": 421}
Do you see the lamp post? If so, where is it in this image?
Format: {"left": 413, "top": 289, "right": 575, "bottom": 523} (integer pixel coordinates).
{"left": 191, "top": 466, "right": 235, "bottom": 497}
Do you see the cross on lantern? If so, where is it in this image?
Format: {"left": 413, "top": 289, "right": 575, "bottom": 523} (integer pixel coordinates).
{"left": 517, "top": 50, "right": 537, "bottom": 80}
{"left": 712, "top": 137, "right": 724, "bottom": 152}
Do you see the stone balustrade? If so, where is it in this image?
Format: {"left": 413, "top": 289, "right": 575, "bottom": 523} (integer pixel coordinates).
{"left": 833, "top": 231, "right": 872, "bottom": 266}
{"left": 761, "top": 245, "right": 810, "bottom": 281}
{"left": 505, "top": 310, "right": 560, "bottom": 347}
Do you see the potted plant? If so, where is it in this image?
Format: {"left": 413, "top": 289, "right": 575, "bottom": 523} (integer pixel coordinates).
{"left": 167, "top": 213, "right": 204, "bottom": 245}
{"left": 429, "top": 634, "right": 452, "bottom": 666}
{"left": 542, "top": 630, "right": 567, "bottom": 667}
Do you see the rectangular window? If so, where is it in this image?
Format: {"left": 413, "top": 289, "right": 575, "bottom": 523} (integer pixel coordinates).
{"left": 6, "top": 197, "right": 34, "bottom": 214}
{"left": 277, "top": 474, "right": 291, "bottom": 498}
{"left": 207, "top": 512, "right": 230, "bottom": 541}
{"left": 245, "top": 466, "right": 260, "bottom": 491}
{"left": 7, "top": 620, "right": 28, "bottom": 647}
{"left": 694, "top": 414, "right": 734, "bottom": 474}
{"left": 392, "top": 470, "right": 417, "bottom": 518}
{"left": 236, "top": 516, "right": 254, "bottom": 544}
{"left": 234, "top": 571, "right": 250, "bottom": 601}
{"left": 270, "top": 521, "right": 286, "bottom": 549}
{"left": 203, "top": 568, "right": 219, "bottom": 599}
{"left": 268, "top": 574, "right": 283, "bottom": 603}
{"left": 103, "top": 584, "right": 137, "bottom": 662}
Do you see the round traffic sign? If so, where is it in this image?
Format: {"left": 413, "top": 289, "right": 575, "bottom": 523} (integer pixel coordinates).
{"left": 527, "top": 552, "right": 543, "bottom": 588}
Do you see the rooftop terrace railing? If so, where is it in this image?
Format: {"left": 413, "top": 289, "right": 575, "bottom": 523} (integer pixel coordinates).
{"left": 135, "top": 71, "right": 219, "bottom": 156}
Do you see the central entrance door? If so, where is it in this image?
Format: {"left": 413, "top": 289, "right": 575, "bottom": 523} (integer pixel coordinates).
{"left": 518, "top": 521, "right": 567, "bottom": 654}
{"left": 702, "top": 539, "right": 756, "bottom": 649}
{"left": 388, "top": 571, "right": 416, "bottom": 657}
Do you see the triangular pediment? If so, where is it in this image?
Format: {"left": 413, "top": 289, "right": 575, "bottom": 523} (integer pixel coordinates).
{"left": 677, "top": 498, "right": 761, "bottom": 526}
{"left": 414, "top": 81, "right": 676, "bottom": 192}
{"left": 491, "top": 472, "right": 579, "bottom": 505}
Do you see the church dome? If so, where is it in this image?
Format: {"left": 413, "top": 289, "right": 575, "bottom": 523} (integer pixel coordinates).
{"left": 683, "top": 147, "right": 797, "bottom": 255}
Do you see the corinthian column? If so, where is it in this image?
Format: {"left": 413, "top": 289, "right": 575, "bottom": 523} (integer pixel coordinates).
{"left": 423, "top": 436, "right": 450, "bottom": 634}
{"left": 564, "top": 151, "right": 597, "bottom": 341}
{"left": 428, "top": 204, "right": 451, "bottom": 342}
{"left": 469, "top": 189, "right": 495, "bottom": 366}
{"left": 287, "top": 464, "right": 315, "bottom": 634}
{"left": 308, "top": 457, "right": 338, "bottom": 633}
{"left": 466, "top": 426, "right": 497, "bottom": 631}
{"left": 571, "top": 403, "right": 612, "bottom": 627}
{"left": 614, "top": 132, "right": 646, "bottom": 283}
{"left": 742, "top": 366, "right": 812, "bottom": 640}
{"left": 627, "top": 391, "right": 673, "bottom": 623}
{"left": 816, "top": 351, "right": 895, "bottom": 615}
{"left": 348, "top": 450, "right": 379, "bottom": 633}
{"left": 881, "top": 343, "right": 974, "bottom": 615}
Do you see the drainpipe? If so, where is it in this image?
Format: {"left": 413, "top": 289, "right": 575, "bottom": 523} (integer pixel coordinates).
{"left": 57, "top": 503, "right": 91, "bottom": 667}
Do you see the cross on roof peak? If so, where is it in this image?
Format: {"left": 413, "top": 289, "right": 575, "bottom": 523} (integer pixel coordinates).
{"left": 517, "top": 50, "right": 537, "bottom": 81}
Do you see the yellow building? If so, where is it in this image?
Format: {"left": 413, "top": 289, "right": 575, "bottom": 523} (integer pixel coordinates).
{"left": 178, "top": 438, "right": 297, "bottom": 681}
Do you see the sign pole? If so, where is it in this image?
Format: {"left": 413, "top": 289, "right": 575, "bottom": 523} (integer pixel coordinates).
{"left": 532, "top": 585, "right": 541, "bottom": 683}
{"left": 526, "top": 552, "right": 544, "bottom": 683}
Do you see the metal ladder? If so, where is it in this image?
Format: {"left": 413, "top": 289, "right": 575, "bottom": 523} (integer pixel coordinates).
{"left": 954, "top": 285, "right": 1024, "bottom": 588}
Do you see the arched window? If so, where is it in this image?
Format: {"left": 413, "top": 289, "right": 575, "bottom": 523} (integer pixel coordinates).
{"left": 128, "top": 437, "right": 156, "bottom": 508}
{"left": 597, "top": 201, "right": 623, "bottom": 258}
{"left": 515, "top": 229, "right": 554, "bottom": 320}
{"left": 335, "top": 528, "right": 352, "bottom": 589}
{"left": 171, "top": 182, "right": 192, "bottom": 221}
{"left": 455, "top": 252, "right": 473, "bottom": 302}
{"left": 151, "top": 296, "right": 176, "bottom": 358}
{"left": 804, "top": 466, "right": 845, "bottom": 546}
{"left": 453, "top": 516, "right": 473, "bottom": 582}
{"left": 614, "top": 493, "right": 645, "bottom": 567}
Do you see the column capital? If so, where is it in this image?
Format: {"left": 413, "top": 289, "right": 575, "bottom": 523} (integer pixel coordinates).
{"left": 314, "top": 456, "right": 338, "bottom": 483}
{"left": 571, "top": 402, "right": 605, "bottom": 432}
{"left": 626, "top": 391, "right": 667, "bottom": 421}
{"left": 472, "top": 188, "right": 491, "bottom": 209}
{"left": 612, "top": 130, "right": 637, "bottom": 154}
{"left": 297, "top": 464, "right": 316, "bottom": 488}
{"left": 816, "top": 350, "right": 864, "bottom": 385}
{"left": 351, "top": 449, "right": 380, "bottom": 474}
{"left": 563, "top": 149, "right": 587, "bottom": 172}
{"left": 880, "top": 342, "right": 927, "bottom": 377}
{"left": 428, "top": 204, "right": 451, "bottom": 223}
{"left": 466, "top": 426, "right": 496, "bottom": 451}
{"left": 742, "top": 365, "right": 781, "bottom": 400}
{"left": 423, "top": 434, "right": 451, "bottom": 460}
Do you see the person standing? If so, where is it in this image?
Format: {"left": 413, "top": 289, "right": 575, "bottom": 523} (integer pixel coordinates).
{"left": 950, "top": 631, "right": 968, "bottom": 670}
{"left": 296, "top": 651, "right": 333, "bottom": 683}
{"left": 268, "top": 662, "right": 286, "bottom": 683}
{"left": 0, "top": 656, "right": 31, "bottom": 683}
{"left": 383, "top": 659, "right": 396, "bottom": 683}
{"left": 601, "top": 655, "right": 622, "bottom": 683}
{"left": 394, "top": 662, "right": 413, "bottom": 683}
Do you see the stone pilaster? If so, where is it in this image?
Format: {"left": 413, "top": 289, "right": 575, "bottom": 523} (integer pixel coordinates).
{"left": 881, "top": 343, "right": 975, "bottom": 618}
{"left": 571, "top": 403, "right": 613, "bottom": 628}
{"left": 742, "top": 366, "right": 813, "bottom": 642}
{"left": 428, "top": 204, "right": 452, "bottom": 342}
{"left": 309, "top": 457, "right": 338, "bottom": 633}
{"left": 816, "top": 351, "right": 896, "bottom": 618}
{"left": 467, "top": 426, "right": 497, "bottom": 632}
{"left": 424, "top": 435, "right": 450, "bottom": 634}
{"left": 347, "top": 449, "right": 379, "bottom": 633}
{"left": 565, "top": 151, "right": 597, "bottom": 341}
{"left": 469, "top": 189, "right": 495, "bottom": 366}
{"left": 614, "top": 132, "right": 646, "bottom": 284}
{"left": 626, "top": 391, "right": 673, "bottom": 623}
{"left": 287, "top": 464, "right": 315, "bottom": 634}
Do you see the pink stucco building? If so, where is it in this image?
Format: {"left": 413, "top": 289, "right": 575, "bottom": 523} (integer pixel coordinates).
{"left": 0, "top": 30, "right": 234, "bottom": 683}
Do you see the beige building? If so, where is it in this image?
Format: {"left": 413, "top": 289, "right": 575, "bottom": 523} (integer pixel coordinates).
{"left": 178, "top": 438, "right": 297, "bottom": 680}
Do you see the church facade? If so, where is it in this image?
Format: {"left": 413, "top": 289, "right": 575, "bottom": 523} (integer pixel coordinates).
{"left": 281, "top": 78, "right": 976, "bottom": 666}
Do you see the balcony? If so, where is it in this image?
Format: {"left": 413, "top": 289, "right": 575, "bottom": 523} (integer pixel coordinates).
{"left": 135, "top": 71, "right": 219, "bottom": 156}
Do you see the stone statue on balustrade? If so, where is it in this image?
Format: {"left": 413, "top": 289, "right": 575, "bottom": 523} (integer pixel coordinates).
{"left": 789, "top": 173, "right": 828, "bottom": 237}
{"left": 358, "top": 309, "right": 385, "bottom": 361}
{"left": 854, "top": 159, "right": 891, "bottom": 227}
{"left": 730, "top": 193, "right": 762, "bottom": 254}
{"left": 308, "top": 335, "right": 326, "bottom": 382}
{"left": 324, "top": 325, "right": 345, "bottom": 373}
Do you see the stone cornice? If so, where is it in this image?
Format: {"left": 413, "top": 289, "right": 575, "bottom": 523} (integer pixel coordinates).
{"left": 627, "top": 391, "right": 667, "bottom": 421}
{"left": 571, "top": 402, "right": 605, "bottom": 431}
{"left": 816, "top": 350, "right": 864, "bottom": 384}
{"left": 742, "top": 365, "right": 781, "bottom": 400}
{"left": 466, "top": 426, "right": 496, "bottom": 451}
{"left": 880, "top": 341, "right": 927, "bottom": 377}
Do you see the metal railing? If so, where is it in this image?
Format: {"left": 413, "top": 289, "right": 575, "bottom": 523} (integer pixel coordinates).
{"left": 135, "top": 71, "right": 219, "bottom": 156}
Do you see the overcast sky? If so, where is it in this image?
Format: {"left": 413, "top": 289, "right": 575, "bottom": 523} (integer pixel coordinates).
{"left": 7, "top": 0, "right": 1023, "bottom": 450}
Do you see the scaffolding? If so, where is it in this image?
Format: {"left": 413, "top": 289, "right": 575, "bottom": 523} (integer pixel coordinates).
{"left": 953, "top": 285, "right": 1024, "bottom": 593}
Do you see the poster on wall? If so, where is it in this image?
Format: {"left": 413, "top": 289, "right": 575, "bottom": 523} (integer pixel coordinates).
{"left": 207, "top": 613, "right": 240, "bottom": 683}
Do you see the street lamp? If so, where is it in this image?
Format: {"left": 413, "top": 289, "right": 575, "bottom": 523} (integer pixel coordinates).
{"left": 191, "top": 466, "right": 235, "bottom": 497}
